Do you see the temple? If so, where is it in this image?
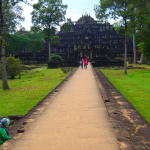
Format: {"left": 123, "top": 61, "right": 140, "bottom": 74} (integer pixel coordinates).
{"left": 17, "top": 15, "right": 133, "bottom": 66}
{"left": 52, "top": 15, "right": 133, "bottom": 66}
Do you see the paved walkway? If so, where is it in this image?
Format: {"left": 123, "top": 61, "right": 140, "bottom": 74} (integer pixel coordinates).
{"left": 6, "top": 64, "right": 119, "bottom": 150}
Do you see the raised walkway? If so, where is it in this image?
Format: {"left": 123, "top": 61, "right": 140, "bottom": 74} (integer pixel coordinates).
{"left": 6, "top": 64, "right": 119, "bottom": 150}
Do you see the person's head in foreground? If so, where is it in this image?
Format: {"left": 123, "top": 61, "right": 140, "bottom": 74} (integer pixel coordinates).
{"left": 0, "top": 118, "right": 12, "bottom": 145}
{"left": 0, "top": 118, "right": 10, "bottom": 127}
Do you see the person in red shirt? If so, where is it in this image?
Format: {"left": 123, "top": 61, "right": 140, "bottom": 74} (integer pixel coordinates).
{"left": 82, "top": 56, "right": 88, "bottom": 69}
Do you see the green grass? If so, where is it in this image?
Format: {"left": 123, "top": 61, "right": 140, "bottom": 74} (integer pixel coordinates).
{"left": 128, "top": 64, "right": 150, "bottom": 69}
{"left": 0, "top": 67, "right": 68, "bottom": 116}
{"left": 101, "top": 68, "right": 150, "bottom": 122}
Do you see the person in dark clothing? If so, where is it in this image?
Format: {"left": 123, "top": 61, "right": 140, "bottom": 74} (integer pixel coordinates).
{"left": 80, "top": 58, "right": 83, "bottom": 69}
{"left": 0, "top": 118, "right": 12, "bottom": 145}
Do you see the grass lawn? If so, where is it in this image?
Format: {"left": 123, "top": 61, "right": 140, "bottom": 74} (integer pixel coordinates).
{"left": 128, "top": 64, "right": 150, "bottom": 69}
{"left": 0, "top": 67, "right": 68, "bottom": 117}
{"left": 101, "top": 68, "right": 150, "bottom": 122}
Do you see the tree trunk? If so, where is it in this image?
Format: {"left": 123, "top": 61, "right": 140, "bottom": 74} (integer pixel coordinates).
{"left": 139, "top": 54, "right": 144, "bottom": 64}
{"left": 48, "top": 39, "right": 51, "bottom": 61}
{"left": 132, "top": 34, "right": 136, "bottom": 64}
{"left": 90, "top": 50, "right": 92, "bottom": 59}
{"left": 124, "top": 17, "right": 128, "bottom": 75}
{"left": 48, "top": 26, "right": 51, "bottom": 62}
{"left": 1, "top": 45, "right": 9, "bottom": 89}
{"left": 0, "top": 0, "right": 9, "bottom": 90}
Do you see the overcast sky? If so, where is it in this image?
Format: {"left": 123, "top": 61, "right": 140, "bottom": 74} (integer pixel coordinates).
{"left": 20, "top": 0, "right": 114, "bottom": 31}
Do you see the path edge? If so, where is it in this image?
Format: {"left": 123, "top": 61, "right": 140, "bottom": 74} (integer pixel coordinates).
{"left": 94, "top": 67, "right": 150, "bottom": 150}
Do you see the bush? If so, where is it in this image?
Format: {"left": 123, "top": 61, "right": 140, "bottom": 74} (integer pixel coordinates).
{"left": 48, "top": 54, "right": 63, "bottom": 68}
{"left": 6, "top": 56, "right": 22, "bottom": 79}
{"left": 61, "top": 67, "right": 74, "bottom": 74}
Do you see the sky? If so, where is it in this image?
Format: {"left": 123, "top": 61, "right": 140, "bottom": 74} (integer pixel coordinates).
{"left": 20, "top": 0, "right": 114, "bottom": 31}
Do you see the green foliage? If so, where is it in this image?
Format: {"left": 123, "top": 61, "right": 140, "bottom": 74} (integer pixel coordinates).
{"left": 137, "top": 42, "right": 145, "bottom": 54}
{"left": 61, "top": 67, "right": 74, "bottom": 73}
{"left": 95, "top": 0, "right": 150, "bottom": 59}
{"left": 113, "top": 21, "right": 125, "bottom": 35}
{"left": 60, "top": 18, "right": 74, "bottom": 32}
{"left": 131, "top": 0, "right": 150, "bottom": 58}
{"left": 30, "top": 26, "right": 41, "bottom": 33}
{"left": 32, "top": 0, "right": 67, "bottom": 30}
{"left": 0, "top": 0, "right": 28, "bottom": 90}
{"left": 6, "top": 30, "right": 45, "bottom": 54}
{"left": 101, "top": 68, "right": 150, "bottom": 122}
{"left": 0, "top": 67, "right": 67, "bottom": 116}
{"left": 43, "top": 27, "right": 60, "bottom": 45}
{"left": 95, "top": 0, "right": 131, "bottom": 74}
{"left": 0, "top": 56, "right": 22, "bottom": 79}
{"left": 50, "top": 54, "right": 63, "bottom": 62}
{"left": 43, "top": 27, "right": 56, "bottom": 40}
{"left": 48, "top": 54, "right": 63, "bottom": 68}
{"left": 95, "top": 0, "right": 130, "bottom": 22}
{"left": 50, "top": 35, "right": 60, "bottom": 46}
{"left": 2, "top": 0, "right": 25, "bottom": 33}
{"left": 31, "top": 0, "right": 67, "bottom": 60}
{"left": 137, "top": 42, "right": 150, "bottom": 57}
{"left": 6, "top": 56, "right": 22, "bottom": 79}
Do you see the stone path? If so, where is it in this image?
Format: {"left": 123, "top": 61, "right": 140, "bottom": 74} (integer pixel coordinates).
{"left": 5, "top": 64, "right": 119, "bottom": 150}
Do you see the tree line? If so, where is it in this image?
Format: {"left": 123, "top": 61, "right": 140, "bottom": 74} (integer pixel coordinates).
{"left": 6, "top": 28, "right": 45, "bottom": 55}
{"left": 95, "top": 0, "right": 150, "bottom": 74}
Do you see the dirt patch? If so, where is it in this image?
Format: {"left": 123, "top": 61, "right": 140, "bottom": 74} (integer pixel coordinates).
{"left": 94, "top": 68, "right": 150, "bottom": 150}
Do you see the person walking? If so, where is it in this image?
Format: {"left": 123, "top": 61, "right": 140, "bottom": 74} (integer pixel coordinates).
{"left": 79, "top": 58, "right": 83, "bottom": 69}
{"left": 82, "top": 56, "right": 88, "bottom": 69}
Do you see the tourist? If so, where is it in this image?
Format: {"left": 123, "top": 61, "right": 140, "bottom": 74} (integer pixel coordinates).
{"left": 79, "top": 58, "right": 83, "bottom": 69}
{"left": 0, "top": 118, "right": 12, "bottom": 145}
{"left": 82, "top": 56, "right": 88, "bottom": 69}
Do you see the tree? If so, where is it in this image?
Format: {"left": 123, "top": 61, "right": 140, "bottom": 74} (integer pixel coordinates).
{"left": 0, "top": 0, "right": 25, "bottom": 90}
{"left": 113, "top": 0, "right": 150, "bottom": 64}
{"left": 6, "top": 30, "right": 45, "bottom": 55}
{"left": 48, "top": 54, "right": 63, "bottom": 68}
{"left": 137, "top": 42, "right": 150, "bottom": 63}
{"left": 0, "top": 0, "right": 9, "bottom": 89}
{"left": 113, "top": 21, "right": 125, "bottom": 35}
{"left": 133, "top": 0, "right": 150, "bottom": 62}
{"left": 32, "top": 0, "right": 67, "bottom": 61}
{"left": 114, "top": 20, "right": 137, "bottom": 64}
{"left": 6, "top": 56, "right": 22, "bottom": 79}
{"left": 95, "top": 0, "right": 134, "bottom": 74}
{"left": 60, "top": 18, "right": 74, "bottom": 32}
{"left": 0, "top": 56, "right": 22, "bottom": 79}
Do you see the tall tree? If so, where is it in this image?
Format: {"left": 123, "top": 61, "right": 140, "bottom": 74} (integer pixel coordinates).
{"left": 95, "top": 0, "right": 133, "bottom": 74}
{"left": 134, "top": 0, "right": 150, "bottom": 62}
{"left": 0, "top": 0, "right": 24, "bottom": 90}
{"left": 32, "top": 0, "right": 67, "bottom": 61}
{"left": 114, "top": 19, "right": 137, "bottom": 64}
{"left": 0, "top": 0, "right": 9, "bottom": 89}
